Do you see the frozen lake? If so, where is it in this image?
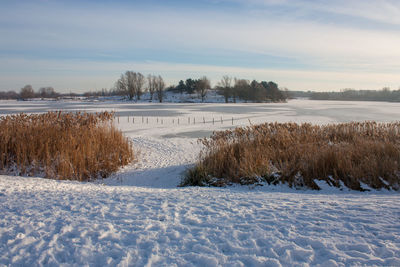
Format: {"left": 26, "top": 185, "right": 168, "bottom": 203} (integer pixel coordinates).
{"left": 1, "top": 99, "right": 399, "bottom": 122}
{"left": 1, "top": 99, "right": 399, "bottom": 139}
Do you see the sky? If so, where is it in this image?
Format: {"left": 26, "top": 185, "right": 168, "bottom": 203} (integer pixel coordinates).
{"left": 0, "top": 0, "right": 399, "bottom": 93}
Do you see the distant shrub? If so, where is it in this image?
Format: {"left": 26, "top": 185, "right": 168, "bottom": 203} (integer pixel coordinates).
{"left": 182, "top": 122, "right": 400, "bottom": 190}
{"left": 0, "top": 111, "right": 133, "bottom": 181}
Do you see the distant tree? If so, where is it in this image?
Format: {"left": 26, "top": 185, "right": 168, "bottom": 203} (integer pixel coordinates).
{"left": 125, "top": 71, "right": 136, "bottom": 100}
{"left": 381, "top": 87, "right": 391, "bottom": 99}
{"left": 20, "top": 85, "right": 35, "bottom": 100}
{"left": 108, "top": 86, "right": 123, "bottom": 96}
{"left": 309, "top": 87, "right": 400, "bottom": 102}
{"left": 234, "top": 78, "right": 250, "bottom": 102}
{"left": 249, "top": 80, "right": 267, "bottom": 102}
{"left": 218, "top": 76, "right": 232, "bottom": 103}
{"left": 134, "top": 72, "right": 146, "bottom": 100}
{"left": 167, "top": 79, "right": 199, "bottom": 94}
{"left": 165, "top": 85, "right": 176, "bottom": 92}
{"left": 100, "top": 88, "right": 109, "bottom": 97}
{"left": 155, "top": 75, "right": 165, "bottom": 103}
{"left": 83, "top": 91, "right": 93, "bottom": 97}
{"left": 116, "top": 74, "right": 128, "bottom": 98}
{"left": 177, "top": 80, "right": 186, "bottom": 94}
{"left": 261, "top": 81, "right": 285, "bottom": 101}
{"left": 147, "top": 74, "right": 156, "bottom": 100}
{"left": 117, "top": 71, "right": 146, "bottom": 100}
{"left": 196, "top": 76, "right": 210, "bottom": 102}
{"left": 125, "top": 71, "right": 140, "bottom": 101}
{"left": 39, "top": 87, "right": 57, "bottom": 98}
{"left": 185, "top": 79, "right": 197, "bottom": 94}
{"left": 0, "top": 90, "right": 19, "bottom": 100}
{"left": 280, "top": 87, "right": 290, "bottom": 99}
{"left": 249, "top": 80, "right": 257, "bottom": 102}
{"left": 217, "top": 78, "right": 287, "bottom": 103}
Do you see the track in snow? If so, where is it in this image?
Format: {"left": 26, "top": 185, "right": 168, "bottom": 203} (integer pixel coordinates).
{"left": 99, "top": 136, "right": 200, "bottom": 188}
{"left": 1, "top": 176, "right": 400, "bottom": 266}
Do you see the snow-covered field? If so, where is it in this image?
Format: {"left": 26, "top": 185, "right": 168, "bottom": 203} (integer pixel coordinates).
{"left": 1, "top": 99, "right": 400, "bottom": 266}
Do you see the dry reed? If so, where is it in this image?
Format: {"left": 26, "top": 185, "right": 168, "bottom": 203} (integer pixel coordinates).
{"left": 0, "top": 111, "right": 133, "bottom": 181}
{"left": 182, "top": 122, "right": 400, "bottom": 190}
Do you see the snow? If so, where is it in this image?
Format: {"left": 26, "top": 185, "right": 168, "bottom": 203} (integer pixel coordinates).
{"left": 1, "top": 176, "right": 400, "bottom": 266}
{"left": 1, "top": 99, "right": 400, "bottom": 266}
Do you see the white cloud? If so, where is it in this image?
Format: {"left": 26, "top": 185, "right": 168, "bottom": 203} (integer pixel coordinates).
{"left": 313, "top": 0, "right": 400, "bottom": 26}
{"left": 223, "top": 0, "right": 400, "bottom": 25}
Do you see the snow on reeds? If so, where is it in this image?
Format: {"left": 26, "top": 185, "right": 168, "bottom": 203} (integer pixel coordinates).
{"left": 182, "top": 122, "right": 400, "bottom": 190}
{"left": 0, "top": 111, "right": 133, "bottom": 181}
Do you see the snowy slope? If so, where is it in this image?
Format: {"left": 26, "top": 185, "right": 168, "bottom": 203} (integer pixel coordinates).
{"left": 1, "top": 100, "right": 400, "bottom": 266}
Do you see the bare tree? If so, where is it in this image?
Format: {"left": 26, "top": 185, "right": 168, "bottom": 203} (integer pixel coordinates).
{"left": 20, "top": 85, "right": 35, "bottom": 100}
{"left": 134, "top": 72, "right": 145, "bottom": 100}
{"left": 218, "top": 76, "right": 232, "bottom": 103}
{"left": 147, "top": 74, "right": 156, "bottom": 101}
{"left": 125, "top": 71, "right": 136, "bottom": 100}
{"left": 118, "top": 71, "right": 146, "bottom": 100}
{"left": 116, "top": 74, "right": 129, "bottom": 99}
{"left": 155, "top": 75, "right": 165, "bottom": 103}
{"left": 196, "top": 76, "right": 210, "bottom": 102}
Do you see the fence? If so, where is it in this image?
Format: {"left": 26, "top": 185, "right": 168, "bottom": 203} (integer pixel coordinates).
{"left": 115, "top": 114, "right": 251, "bottom": 127}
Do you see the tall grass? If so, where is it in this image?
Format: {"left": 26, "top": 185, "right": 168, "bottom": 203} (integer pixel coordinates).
{"left": 182, "top": 122, "right": 400, "bottom": 190}
{"left": 0, "top": 111, "right": 133, "bottom": 181}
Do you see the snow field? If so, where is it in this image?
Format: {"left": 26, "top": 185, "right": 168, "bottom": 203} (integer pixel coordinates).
{"left": 1, "top": 175, "right": 400, "bottom": 266}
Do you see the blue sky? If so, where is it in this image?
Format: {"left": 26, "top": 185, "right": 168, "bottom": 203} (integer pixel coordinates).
{"left": 1, "top": 0, "right": 399, "bottom": 92}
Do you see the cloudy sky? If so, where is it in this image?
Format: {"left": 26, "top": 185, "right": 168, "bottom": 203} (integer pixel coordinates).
{"left": 1, "top": 0, "right": 399, "bottom": 92}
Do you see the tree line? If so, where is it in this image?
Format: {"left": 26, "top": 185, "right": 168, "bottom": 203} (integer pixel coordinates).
{"left": 0, "top": 71, "right": 288, "bottom": 103}
{"left": 167, "top": 76, "right": 287, "bottom": 103}
{"left": 113, "top": 71, "right": 287, "bottom": 103}
{"left": 0, "top": 85, "right": 60, "bottom": 100}
{"left": 217, "top": 77, "right": 287, "bottom": 103}
{"left": 309, "top": 87, "right": 400, "bottom": 102}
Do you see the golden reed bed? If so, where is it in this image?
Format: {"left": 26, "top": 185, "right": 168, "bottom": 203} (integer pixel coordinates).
{"left": 182, "top": 122, "right": 400, "bottom": 190}
{"left": 0, "top": 111, "right": 133, "bottom": 181}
